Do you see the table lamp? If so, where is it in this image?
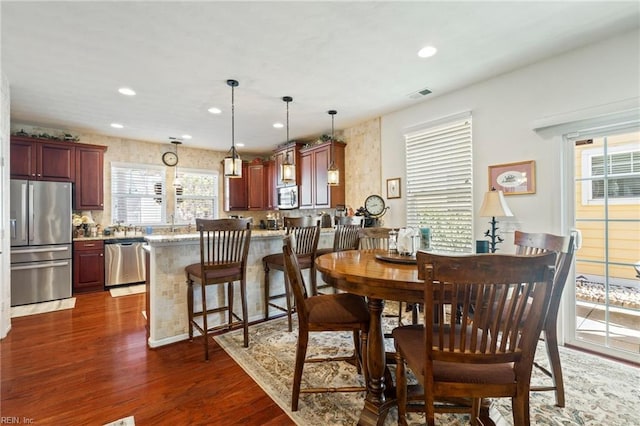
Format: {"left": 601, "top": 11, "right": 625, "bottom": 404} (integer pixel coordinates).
{"left": 479, "top": 187, "right": 514, "bottom": 253}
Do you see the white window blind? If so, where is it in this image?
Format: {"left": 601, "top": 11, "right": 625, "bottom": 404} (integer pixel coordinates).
{"left": 175, "top": 169, "right": 219, "bottom": 223}
{"left": 111, "top": 163, "right": 165, "bottom": 225}
{"left": 405, "top": 116, "right": 473, "bottom": 253}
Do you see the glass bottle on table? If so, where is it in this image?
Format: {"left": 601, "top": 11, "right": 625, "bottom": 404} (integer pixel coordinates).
{"left": 388, "top": 229, "right": 398, "bottom": 253}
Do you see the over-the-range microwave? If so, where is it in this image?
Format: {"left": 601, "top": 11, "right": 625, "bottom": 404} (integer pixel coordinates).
{"left": 277, "top": 186, "right": 298, "bottom": 210}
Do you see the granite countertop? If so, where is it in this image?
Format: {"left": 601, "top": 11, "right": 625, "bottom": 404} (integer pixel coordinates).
{"left": 75, "top": 228, "right": 335, "bottom": 244}
{"left": 144, "top": 228, "right": 335, "bottom": 244}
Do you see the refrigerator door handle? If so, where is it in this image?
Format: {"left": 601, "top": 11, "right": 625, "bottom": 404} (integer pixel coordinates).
{"left": 10, "top": 219, "right": 17, "bottom": 239}
{"left": 20, "top": 182, "right": 28, "bottom": 241}
{"left": 28, "top": 182, "right": 35, "bottom": 241}
{"left": 11, "top": 246, "right": 71, "bottom": 254}
{"left": 11, "top": 261, "right": 70, "bottom": 271}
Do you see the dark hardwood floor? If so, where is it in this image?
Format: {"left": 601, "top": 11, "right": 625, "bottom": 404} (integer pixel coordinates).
{"left": 1, "top": 291, "right": 294, "bottom": 425}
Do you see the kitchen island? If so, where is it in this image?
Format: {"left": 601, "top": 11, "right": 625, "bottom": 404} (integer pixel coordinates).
{"left": 144, "top": 229, "right": 333, "bottom": 348}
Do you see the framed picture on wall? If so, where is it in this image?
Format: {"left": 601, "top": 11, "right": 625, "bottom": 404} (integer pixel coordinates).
{"left": 489, "top": 160, "right": 536, "bottom": 195}
{"left": 387, "top": 178, "right": 401, "bottom": 199}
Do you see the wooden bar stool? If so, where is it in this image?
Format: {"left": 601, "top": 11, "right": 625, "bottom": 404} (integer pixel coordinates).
{"left": 263, "top": 216, "right": 320, "bottom": 332}
{"left": 185, "top": 218, "right": 252, "bottom": 360}
{"left": 315, "top": 216, "right": 363, "bottom": 294}
{"left": 282, "top": 234, "right": 369, "bottom": 411}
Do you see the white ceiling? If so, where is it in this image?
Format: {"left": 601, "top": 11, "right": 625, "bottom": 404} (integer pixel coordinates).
{"left": 2, "top": 1, "right": 639, "bottom": 153}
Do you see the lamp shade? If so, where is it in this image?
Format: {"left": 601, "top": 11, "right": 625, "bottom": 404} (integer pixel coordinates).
{"left": 479, "top": 189, "right": 514, "bottom": 217}
{"left": 327, "top": 163, "right": 339, "bottom": 186}
{"left": 281, "top": 96, "right": 295, "bottom": 183}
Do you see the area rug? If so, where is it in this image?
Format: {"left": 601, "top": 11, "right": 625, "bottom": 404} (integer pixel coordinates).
{"left": 109, "top": 284, "right": 146, "bottom": 297}
{"left": 103, "top": 416, "right": 135, "bottom": 426}
{"left": 10, "top": 297, "right": 76, "bottom": 318}
{"left": 215, "top": 314, "right": 639, "bottom": 425}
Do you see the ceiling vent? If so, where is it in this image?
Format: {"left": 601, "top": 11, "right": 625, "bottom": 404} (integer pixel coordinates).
{"left": 408, "top": 87, "right": 432, "bottom": 99}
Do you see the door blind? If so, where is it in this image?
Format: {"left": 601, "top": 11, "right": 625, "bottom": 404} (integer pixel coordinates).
{"left": 405, "top": 116, "right": 473, "bottom": 252}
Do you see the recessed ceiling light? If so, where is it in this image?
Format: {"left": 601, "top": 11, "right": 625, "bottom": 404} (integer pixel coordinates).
{"left": 208, "top": 107, "right": 222, "bottom": 114}
{"left": 118, "top": 87, "right": 136, "bottom": 96}
{"left": 110, "top": 123, "right": 124, "bottom": 129}
{"left": 273, "top": 122, "right": 284, "bottom": 129}
{"left": 181, "top": 134, "right": 192, "bottom": 140}
{"left": 417, "top": 46, "right": 438, "bottom": 58}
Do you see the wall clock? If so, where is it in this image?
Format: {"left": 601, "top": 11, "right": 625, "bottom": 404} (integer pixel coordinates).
{"left": 162, "top": 151, "right": 179, "bottom": 167}
{"left": 364, "top": 194, "right": 386, "bottom": 217}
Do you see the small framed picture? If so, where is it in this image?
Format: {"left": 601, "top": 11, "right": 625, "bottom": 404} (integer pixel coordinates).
{"left": 387, "top": 177, "right": 401, "bottom": 199}
{"left": 489, "top": 160, "right": 536, "bottom": 195}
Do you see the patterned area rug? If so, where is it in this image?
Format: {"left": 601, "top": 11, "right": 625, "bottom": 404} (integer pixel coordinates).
{"left": 215, "top": 311, "right": 639, "bottom": 425}
{"left": 103, "top": 416, "right": 135, "bottom": 426}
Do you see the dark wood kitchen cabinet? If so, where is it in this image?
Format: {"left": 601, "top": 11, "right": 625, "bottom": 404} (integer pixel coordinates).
{"left": 224, "top": 162, "right": 249, "bottom": 211}
{"left": 73, "top": 240, "right": 105, "bottom": 293}
{"left": 75, "top": 145, "right": 107, "bottom": 210}
{"left": 10, "top": 136, "right": 75, "bottom": 181}
{"left": 299, "top": 141, "right": 345, "bottom": 209}
{"left": 247, "top": 160, "right": 267, "bottom": 210}
{"left": 273, "top": 141, "right": 304, "bottom": 187}
{"left": 265, "top": 159, "right": 277, "bottom": 210}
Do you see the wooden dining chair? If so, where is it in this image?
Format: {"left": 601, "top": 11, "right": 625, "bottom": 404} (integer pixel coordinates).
{"left": 263, "top": 216, "right": 320, "bottom": 332}
{"left": 185, "top": 218, "right": 252, "bottom": 360}
{"left": 393, "top": 251, "right": 556, "bottom": 425}
{"left": 282, "top": 234, "right": 370, "bottom": 411}
{"left": 315, "top": 217, "right": 364, "bottom": 294}
{"left": 514, "top": 230, "right": 576, "bottom": 407}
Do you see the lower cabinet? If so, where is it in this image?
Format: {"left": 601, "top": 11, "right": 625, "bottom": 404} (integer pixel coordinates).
{"left": 73, "top": 240, "right": 105, "bottom": 293}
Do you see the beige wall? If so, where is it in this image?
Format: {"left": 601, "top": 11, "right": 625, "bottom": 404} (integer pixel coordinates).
{"left": 343, "top": 117, "right": 382, "bottom": 213}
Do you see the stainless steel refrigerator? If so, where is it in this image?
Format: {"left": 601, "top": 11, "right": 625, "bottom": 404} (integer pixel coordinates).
{"left": 10, "top": 180, "right": 73, "bottom": 306}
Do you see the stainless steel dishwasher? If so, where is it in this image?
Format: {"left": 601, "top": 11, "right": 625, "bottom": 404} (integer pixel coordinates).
{"left": 104, "top": 238, "right": 147, "bottom": 287}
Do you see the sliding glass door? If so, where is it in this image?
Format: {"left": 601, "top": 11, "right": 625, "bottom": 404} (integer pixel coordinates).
{"left": 566, "top": 129, "right": 640, "bottom": 363}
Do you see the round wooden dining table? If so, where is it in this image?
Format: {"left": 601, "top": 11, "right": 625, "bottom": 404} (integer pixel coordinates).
{"left": 316, "top": 249, "right": 494, "bottom": 426}
{"left": 315, "top": 249, "right": 423, "bottom": 426}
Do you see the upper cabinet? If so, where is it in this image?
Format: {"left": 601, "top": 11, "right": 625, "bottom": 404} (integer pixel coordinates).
{"left": 224, "top": 162, "right": 249, "bottom": 211}
{"left": 273, "top": 141, "right": 304, "bottom": 187}
{"left": 10, "top": 136, "right": 108, "bottom": 210}
{"left": 247, "top": 160, "right": 267, "bottom": 210}
{"left": 10, "top": 136, "right": 75, "bottom": 181}
{"left": 299, "top": 141, "right": 345, "bottom": 209}
{"left": 75, "top": 145, "right": 107, "bottom": 210}
{"left": 265, "top": 159, "right": 277, "bottom": 210}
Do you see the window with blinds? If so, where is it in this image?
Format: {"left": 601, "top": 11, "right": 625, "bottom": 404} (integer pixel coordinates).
{"left": 111, "top": 163, "right": 165, "bottom": 225}
{"left": 175, "top": 169, "right": 218, "bottom": 223}
{"left": 585, "top": 146, "right": 640, "bottom": 203}
{"left": 405, "top": 115, "right": 473, "bottom": 253}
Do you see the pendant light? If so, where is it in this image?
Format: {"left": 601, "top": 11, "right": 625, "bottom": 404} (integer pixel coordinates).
{"left": 170, "top": 138, "right": 183, "bottom": 191}
{"left": 327, "top": 110, "right": 339, "bottom": 186}
{"left": 223, "top": 79, "right": 242, "bottom": 178}
{"left": 281, "top": 96, "right": 295, "bottom": 184}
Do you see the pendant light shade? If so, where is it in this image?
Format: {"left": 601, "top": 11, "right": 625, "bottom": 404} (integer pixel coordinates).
{"left": 224, "top": 79, "right": 242, "bottom": 178}
{"left": 281, "top": 96, "right": 295, "bottom": 183}
{"left": 327, "top": 110, "right": 339, "bottom": 186}
{"left": 171, "top": 139, "right": 183, "bottom": 189}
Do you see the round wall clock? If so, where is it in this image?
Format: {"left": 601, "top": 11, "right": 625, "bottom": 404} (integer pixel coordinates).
{"left": 162, "top": 151, "right": 179, "bottom": 167}
{"left": 364, "top": 194, "right": 386, "bottom": 217}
